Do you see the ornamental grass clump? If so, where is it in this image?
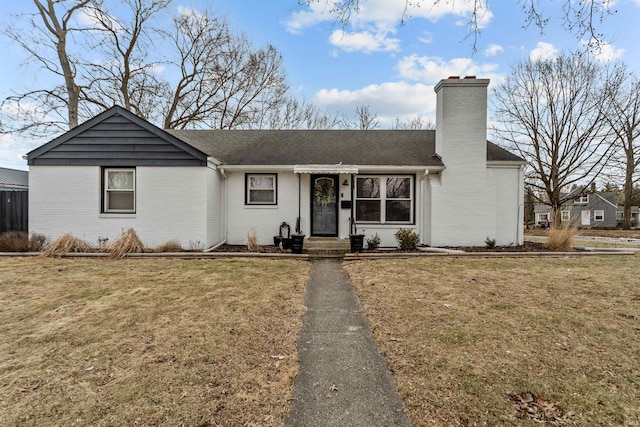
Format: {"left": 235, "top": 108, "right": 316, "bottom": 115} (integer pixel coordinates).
{"left": 545, "top": 226, "right": 577, "bottom": 251}
{"left": 247, "top": 229, "right": 260, "bottom": 252}
{"left": 155, "top": 240, "right": 182, "bottom": 253}
{"left": 109, "top": 228, "right": 145, "bottom": 259}
{"left": 42, "top": 233, "right": 92, "bottom": 257}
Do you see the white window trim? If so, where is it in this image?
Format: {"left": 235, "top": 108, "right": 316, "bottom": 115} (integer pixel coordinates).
{"left": 561, "top": 210, "right": 570, "bottom": 221}
{"left": 355, "top": 175, "right": 413, "bottom": 224}
{"left": 246, "top": 173, "right": 277, "bottom": 205}
{"left": 104, "top": 168, "right": 136, "bottom": 213}
{"left": 594, "top": 210, "right": 604, "bottom": 221}
{"left": 574, "top": 195, "right": 589, "bottom": 204}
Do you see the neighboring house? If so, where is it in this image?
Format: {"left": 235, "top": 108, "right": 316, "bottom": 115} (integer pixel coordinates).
{"left": 0, "top": 167, "right": 28, "bottom": 191}
{"left": 616, "top": 206, "right": 639, "bottom": 227}
{"left": 534, "top": 187, "right": 618, "bottom": 228}
{"left": 26, "top": 77, "right": 526, "bottom": 248}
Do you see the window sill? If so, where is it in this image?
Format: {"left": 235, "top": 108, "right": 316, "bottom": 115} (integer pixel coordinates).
{"left": 99, "top": 213, "right": 137, "bottom": 219}
{"left": 244, "top": 205, "right": 278, "bottom": 209}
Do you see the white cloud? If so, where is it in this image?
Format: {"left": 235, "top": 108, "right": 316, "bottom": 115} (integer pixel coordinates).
{"left": 529, "top": 42, "right": 559, "bottom": 61}
{"left": 485, "top": 43, "right": 503, "bottom": 57}
{"left": 329, "top": 28, "right": 400, "bottom": 53}
{"left": 285, "top": 0, "right": 493, "bottom": 49}
{"left": 396, "top": 54, "right": 502, "bottom": 83}
{"left": 583, "top": 39, "right": 625, "bottom": 61}
{"left": 418, "top": 31, "right": 433, "bottom": 44}
{"left": 314, "top": 81, "right": 436, "bottom": 126}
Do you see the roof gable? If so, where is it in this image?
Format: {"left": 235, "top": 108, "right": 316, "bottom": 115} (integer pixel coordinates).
{"left": 27, "top": 106, "right": 207, "bottom": 166}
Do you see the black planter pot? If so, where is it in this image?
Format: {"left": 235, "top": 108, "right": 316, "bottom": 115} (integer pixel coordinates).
{"left": 273, "top": 236, "right": 281, "bottom": 247}
{"left": 291, "top": 234, "right": 305, "bottom": 254}
{"left": 281, "top": 237, "right": 292, "bottom": 250}
{"left": 350, "top": 234, "right": 365, "bottom": 253}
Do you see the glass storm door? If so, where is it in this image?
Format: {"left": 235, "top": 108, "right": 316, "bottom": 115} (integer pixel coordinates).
{"left": 311, "top": 174, "right": 338, "bottom": 236}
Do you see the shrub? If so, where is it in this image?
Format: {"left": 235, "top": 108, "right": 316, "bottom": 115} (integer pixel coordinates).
{"left": 29, "top": 233, "right": 48, "bottom": 251}
{"left": 42, "top": 233, "right": 92, "bottom": 257}
{"left": 155, "top": 240, "right": 182, "bottom": 253}
{"left": 394, "top": 228, "right": 420, "bottom": 251}
{"left": 0, "top": 231, "right": 30, "bottom": 251}
{"left": 545, "top": 226, "right": 577, "bottom": 251}
{"left": 109, "top": 228, "right": 145, "bottom": 259}
{"left": 366, "top": 233, "right": 381, "bottom": 250}
{"left": 484, "top": 237, "right": 496, "bottom": 249}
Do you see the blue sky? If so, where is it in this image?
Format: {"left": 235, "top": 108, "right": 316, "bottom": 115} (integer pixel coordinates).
{"left": 2, "top": 0, "right": 640, "bottom": 170}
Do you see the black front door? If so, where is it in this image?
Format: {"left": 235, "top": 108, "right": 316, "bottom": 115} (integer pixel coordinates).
{"left": 311, "top": 174, "right": 338, "bottom": 236}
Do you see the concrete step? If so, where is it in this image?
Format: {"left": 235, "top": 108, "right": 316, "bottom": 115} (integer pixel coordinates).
{"left": 304, "top": 238, "right": 351, "bottom": 251}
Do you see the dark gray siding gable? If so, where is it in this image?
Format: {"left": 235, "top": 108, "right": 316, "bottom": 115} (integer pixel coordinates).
{"left": 27, "top": 106, "right": 207, "bottom": 166}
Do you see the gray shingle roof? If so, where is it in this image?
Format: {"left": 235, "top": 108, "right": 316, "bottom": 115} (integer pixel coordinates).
{"left": 166, "top": 129, "right": 523, "bottom": 166}
{"left": 486, "top": 141, "right": 525, "bottom": 162}
{"left": 0, "top": 167, "right": 28, "bottom": 188}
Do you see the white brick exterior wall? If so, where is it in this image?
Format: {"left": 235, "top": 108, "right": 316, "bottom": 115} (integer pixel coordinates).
{"left": 428, "top": 78, "right": 520, "bottom": 247}
{"left": 29, "top": 165, "right": 221, "bottom": 249}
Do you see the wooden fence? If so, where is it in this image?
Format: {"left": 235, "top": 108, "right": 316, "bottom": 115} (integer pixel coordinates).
{"left": 0, "top": 191, "right": 28, "bottom": 233}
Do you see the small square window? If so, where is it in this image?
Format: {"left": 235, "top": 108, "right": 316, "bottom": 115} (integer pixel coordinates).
{"left": 246, "top": 174, "right": 277, "bottom": 205}
{"left": 104, "top": 168, "right": 135, "bottom": 213}
{"left": 594, "top": 210, "right": 604, "bottom": 221}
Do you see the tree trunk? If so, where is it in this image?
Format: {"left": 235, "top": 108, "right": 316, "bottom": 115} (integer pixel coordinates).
{"left": 623, "top": 145, "right": 634, "bottom": 229}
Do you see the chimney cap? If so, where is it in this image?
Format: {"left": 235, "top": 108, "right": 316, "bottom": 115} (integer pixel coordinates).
{"left": 464, "top": 75, "right": 476, "bottom": 79}
{"left": 448, "top": 76, "right": 460, "bottom": 79}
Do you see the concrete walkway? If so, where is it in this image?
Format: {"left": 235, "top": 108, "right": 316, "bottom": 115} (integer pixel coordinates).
{"left": 285, "top": 259, "right": 412, "bottom": 427}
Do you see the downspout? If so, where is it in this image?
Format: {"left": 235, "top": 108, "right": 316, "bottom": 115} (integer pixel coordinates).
{"left": 350, "top": 174, "right": 355, "bottom": 234}
{"left": 297, "top": 173, "right": 301, "bottom": 234}
{"left": 203, "top": 167, "right": 227, "bottom": 252}
{"left": 517, "top": 165, "right": 524, "bottom": 245}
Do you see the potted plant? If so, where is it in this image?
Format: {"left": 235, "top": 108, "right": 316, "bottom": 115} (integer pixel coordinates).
{"left": 350, "top": 222, "right": 365, "bottom": 253}
{"left": 291, "top": 217, "right": 305, "bottom": 254}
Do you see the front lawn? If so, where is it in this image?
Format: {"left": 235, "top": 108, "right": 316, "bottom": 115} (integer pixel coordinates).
{"left": 0, "top": 257, "right": 308, "bottom": 426}
{"left": 345, "top": 256, "right": 640, "bottom": 426}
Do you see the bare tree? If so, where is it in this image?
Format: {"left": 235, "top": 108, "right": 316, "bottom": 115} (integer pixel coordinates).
{"left": 301, "top": 0, "right": 616, "bottom": 52}
{"left": 83, "top": 0, "right": 171, "bottom": 122}
{"left": 492, "top": 53, "right": 614, "bottom": 227}
{"left": 391, "top": 114, "right": 435, "bottom": 130}
{"left": 342, "top": 104, "right": 379, "bottom": 130}
{"left": 256, "top": 96, "right": 341, "bottom": 129}
{"left": 2, "top": 0, "right": 93, "bottom": 133}
{"left": 602, "top": 63, "right": 640, "bottom": 229}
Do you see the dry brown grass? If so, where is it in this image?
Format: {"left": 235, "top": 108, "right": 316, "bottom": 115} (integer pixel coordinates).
{"left": 526, "top": 228, "right": 640, "bottom": 239}
{"left": 0, "top": 257, "right": 308, "bottom": 426}
{"left": 109, "top": 227, "right": 145, "bottom": 259}
{"left": 154, "top": 239, "right": 183, "bottom": 253}
{"left": 545, "top": 226, "right": 578, "bottom": 251}
{"left": 42, "top": 233, "right": 92, "bottom": 257}
{"left": 345, "top": 256, "right": 640, "bottom": 426}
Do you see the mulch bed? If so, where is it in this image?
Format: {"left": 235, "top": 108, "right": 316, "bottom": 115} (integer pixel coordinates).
{"left": 445, "top": 241, "right": 553, "bottom": 252}
{"left": 213, "top": 241, "right": 556, "bottom": 253}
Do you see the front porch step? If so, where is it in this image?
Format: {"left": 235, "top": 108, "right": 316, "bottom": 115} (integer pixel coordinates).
{"left": 303, "top": 238, "right": 351, "bottom": 258}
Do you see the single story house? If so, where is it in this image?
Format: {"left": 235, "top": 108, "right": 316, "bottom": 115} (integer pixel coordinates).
{"left": 26, "top": 77, "right": 526, "bottom": 249}
{"left": 534, "top": 187, "right": 618, "bottom": 228}
{"left": 0, "top": 167, "right": 28, "bottom": 191}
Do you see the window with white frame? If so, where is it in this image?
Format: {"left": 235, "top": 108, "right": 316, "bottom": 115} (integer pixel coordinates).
{"left": 574, "top": 194, "right": 589, "bottom": 204}
{"left": 356, "top": 175, "right": 413, "bottom": 223}
{"left": 594, "top": 210, "right": 604, "bottom": 221}
{"left": 246, "top": 174, "right": 277, "bottom": 205}
{"left": 617, "top": 211, "right": 624, "bottom": 220}
{"left": 561, "top": 210, "right": 570, "bottom": 222}
{"left": 104, "top": 168, "right": 135, "bottom": 213}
